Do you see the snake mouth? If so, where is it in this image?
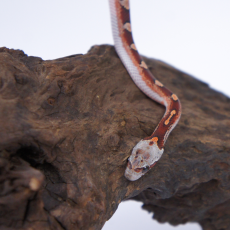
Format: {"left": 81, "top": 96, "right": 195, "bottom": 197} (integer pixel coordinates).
{"left": 134, "top": 166, "right": 150, "bottom": 173}
{"left": 134, "top": 168, "right": 142, "bottom": 173}
{"left": 125, "top": 162, "right": 157, "bottom": 180}
{"left": 124, "top": 167, "right": 142, "bottom": 181}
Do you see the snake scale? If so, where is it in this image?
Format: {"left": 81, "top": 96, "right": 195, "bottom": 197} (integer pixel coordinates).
{"left": 109, "top": 0, "right": 182, "bottom": 181}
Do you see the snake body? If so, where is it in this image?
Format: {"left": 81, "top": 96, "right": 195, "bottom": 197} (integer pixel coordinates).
{"left": 109, "top": 0, "right": 182, "bottom": 181}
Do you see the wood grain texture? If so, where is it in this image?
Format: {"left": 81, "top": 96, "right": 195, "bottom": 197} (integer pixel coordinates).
{"left": 0, "top": 45, "right": 230, "bottom": 230}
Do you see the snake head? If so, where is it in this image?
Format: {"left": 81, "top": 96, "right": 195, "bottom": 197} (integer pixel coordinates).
{"left": 124, "top": 139, "right": 164, "bottom": 181}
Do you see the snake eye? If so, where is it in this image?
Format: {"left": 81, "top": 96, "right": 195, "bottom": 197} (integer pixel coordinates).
{"left": 127, "top": 161, "right": 132, "bottom": 169}
{"left": 142, "top": 166, "right": 150, "bottom": 173}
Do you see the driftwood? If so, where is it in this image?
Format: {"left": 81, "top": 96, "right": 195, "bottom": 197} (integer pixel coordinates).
{"left": 0, "top": 45, "right": 230, "bottom": 230}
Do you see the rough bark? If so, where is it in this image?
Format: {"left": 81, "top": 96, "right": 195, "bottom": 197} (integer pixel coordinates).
{"left": 0, "top": 45, "right": 230, "bottom": 230}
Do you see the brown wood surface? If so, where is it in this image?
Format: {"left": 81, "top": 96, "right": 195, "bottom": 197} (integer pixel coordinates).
{"left": 0, "top": 45, "right": 230, "bottom": 230}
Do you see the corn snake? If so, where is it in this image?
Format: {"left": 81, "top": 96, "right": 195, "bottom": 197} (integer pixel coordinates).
{"left": 109, "top": 0, "right": 182, "bottom": 181}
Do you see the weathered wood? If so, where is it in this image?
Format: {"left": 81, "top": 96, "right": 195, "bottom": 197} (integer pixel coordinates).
{"left": 0, "top": 45, "right": 230, "bottom": 230}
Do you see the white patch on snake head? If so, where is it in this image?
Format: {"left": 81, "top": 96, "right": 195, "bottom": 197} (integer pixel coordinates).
{"left": 124, "top": 139, "right": 164, "bottom": 181}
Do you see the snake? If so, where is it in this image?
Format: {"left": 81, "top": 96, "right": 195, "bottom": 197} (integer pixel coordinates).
{"left": 109, "top": 0, "right": 182, "bottom": 181}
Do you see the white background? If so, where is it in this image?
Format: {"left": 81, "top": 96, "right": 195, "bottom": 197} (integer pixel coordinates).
{"left": 1, "top": 1, "right": 229, "bottom": 229}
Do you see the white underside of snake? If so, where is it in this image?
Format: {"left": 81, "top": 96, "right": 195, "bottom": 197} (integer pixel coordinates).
{"left": 108, "top": 0, "right": 182, "bottom": 181}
